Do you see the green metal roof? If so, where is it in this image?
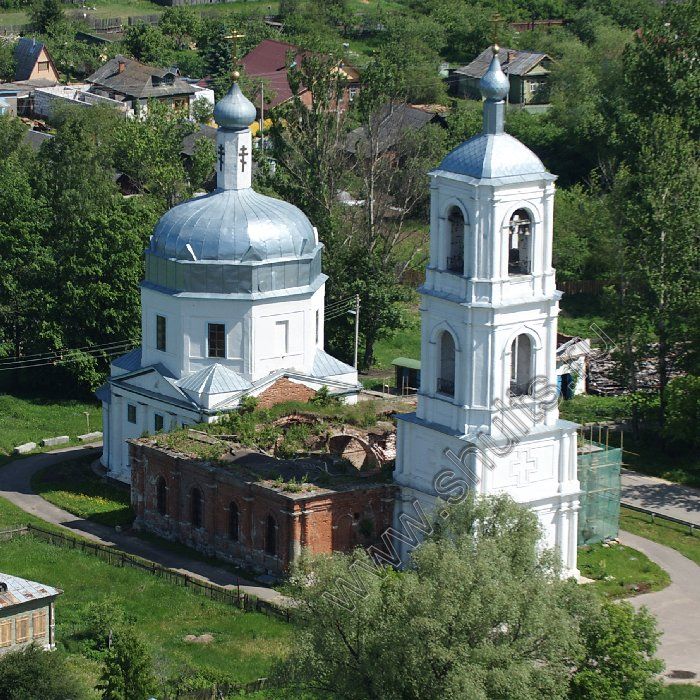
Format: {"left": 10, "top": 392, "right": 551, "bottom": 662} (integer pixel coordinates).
{"left": 391, "top": 357, "right": 421, "bottom": 370}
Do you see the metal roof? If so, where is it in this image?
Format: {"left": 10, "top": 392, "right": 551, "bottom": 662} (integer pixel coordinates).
{"left": 149, "top": 187, "right": 316, "bottom": 263}
{"left": 177, "top": 364, "right": 252, "bottom": 394}
{"left": 456, "top": 47, "right": 549, "bottom": 79}
{"left": 87, "top": 55, "right": 196, "bottom": 99}
{"left": 111, "top": 347, "right": 142, "bottom": 372}
{"left": 312, "top": 349, "right": 355, "bottom": 377}
{"left": 392, "top": 357, "right": 421, "bottom": 370}
{"left": 214, "top": 80, "right": 257, "bottom": 130}
{"left": 13, "top": 38, "right": 50, "bottom": 81}
{"left": 0, "top": 572, "right": 60, "bottom": 610}
{"left": 95, "top": 382, "right": 111, "bottom": 404}
{"left": 345, "top": 103, "right": 440, "bottom": 155}
{"left": 437, "top": 132, "right": 546, "bottom": 180}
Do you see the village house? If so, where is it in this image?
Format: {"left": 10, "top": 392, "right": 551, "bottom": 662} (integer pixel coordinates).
{"left": 86, "top": 55, "right": 198, "bottom": 116}
{"left": 452, "top": 46, "right": 552, "bottom": 108}
{"left": 13, "top": 37, "right": 59, "bottom": 84}
{"left": 0, "top": 573, "right": 61, "bottom": 654}
{"left": 241, "top": 38, "right": 360, "bottom": 112}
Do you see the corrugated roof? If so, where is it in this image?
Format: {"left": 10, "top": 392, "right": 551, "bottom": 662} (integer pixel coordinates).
{"left": 392, "top": 357, "right": 421, "bottom": 370}
{"left": 111, "top": 347, "right": 142, "bottom": 372}
{"left": 312, "top": 349, "right": 355, "bottom": 377}
{"left": 456, "top": 47, "right": 549, "bottom": 79}
{"left": 14, "top": 38, "right": 45, "bottom": 81}
{"left": 0, "top": 572, "right": 60, "bottom": 610}
{"left": 177, "top": 364, "right": 252, "bottom": 394}
{"left": 346, "top": 103, "right": 440, "bottom": 155}
{"left": 87, "top": 55, "right": 196, "bottom": 99}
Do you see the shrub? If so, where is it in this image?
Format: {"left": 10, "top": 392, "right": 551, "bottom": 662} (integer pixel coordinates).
{"left": 664, "top": 375, "right": 700, "bottom": 447}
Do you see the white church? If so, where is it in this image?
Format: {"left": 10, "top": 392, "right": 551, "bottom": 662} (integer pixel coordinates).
{"left": 393, "top": 46, "right": 580, "bottom": 577}
{"left": 98, "top": 50, "right": 580, "bottom": 575}
{"left": 97, "top": 77, "right": 359, "bottom": 483}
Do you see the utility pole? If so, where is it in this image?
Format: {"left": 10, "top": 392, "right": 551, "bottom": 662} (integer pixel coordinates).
{"left": 260, "top": 80, "right": 264, "bottom": 150}
{"left": 353, "top": 294, "right": 360, "bottom": 370}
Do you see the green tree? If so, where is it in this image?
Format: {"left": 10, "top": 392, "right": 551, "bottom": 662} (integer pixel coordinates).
{"left": 159, "top": 6, "right": 202, "bottom": 50}
{"left": 99, "top": 627, "right": 157, "bottom": 700}
{"left": 189, "top": 135, "right": 216, "bottom": 192}
{"left": 191, "top": 95, "right": 213, "bottom": 124}
{"left": 663, "top": 375, "right": 700, "bottom": 448}
{"left": 122, "top": 23, "right": 174, "bottom": 66}
{"left": 278, "top": 494, "right": 584, "bottom": 699}
{"left": 608, "top": 116, "right": 700, "bottom": 425}
{"left": 0, "top": 644, "right": 92, "bottom": 700}
{"left": 29, "top": 0, "right": 63, "bottom": 33}
{"left": 571, "top": 600, "right": 663, "bottom": 699}
{"left": 0, "top": 39, "right": 16, "bottom": 81}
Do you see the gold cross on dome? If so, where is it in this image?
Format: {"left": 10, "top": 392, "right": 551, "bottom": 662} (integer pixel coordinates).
{"left": 490, "top": 13, "right": 503, "bottom": 47}
{"left": 224, "top": 31, "right": 245, "bottom": 79}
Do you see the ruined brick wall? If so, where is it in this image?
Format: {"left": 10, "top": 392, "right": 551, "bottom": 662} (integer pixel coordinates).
{"left": 129, "top": 442, "right": 395, "bottom": 575}
{"left": 255, "top": 378, "right": 316, "bottom": 409}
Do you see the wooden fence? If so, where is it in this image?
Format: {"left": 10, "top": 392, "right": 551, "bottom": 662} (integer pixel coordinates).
{"left": 1, "top": 524, "right": 291, "bottom": 622}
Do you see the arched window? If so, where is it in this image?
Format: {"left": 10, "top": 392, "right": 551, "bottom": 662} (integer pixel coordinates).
{"left": 510, "top": 334, "right": 533, "bottom": 396}
{"left": 508, "top": 209, "right": 532, "bottom": 275}
{"left": 190, "top": 488, "right": 203, "bottom": 529}
{"left": 437, "top": 331, "right": 456, "bottom": 397}
{"left": 265, "top": 515, "right": 277, "bottom": 556}
{"left": 447, "top": 208, "right": 464, "bottom": 273}
{"left": 229, "top": 502, "right": 239, "bottom": 542}
{"left": 156, "top": 476, "right": 167, "bottom": 516}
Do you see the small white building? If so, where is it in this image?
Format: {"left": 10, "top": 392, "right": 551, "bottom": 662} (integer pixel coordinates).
{"left": 393, "top": 46, "right": 580, "bottom": 577}
{"left": 98, "top": 79, "right": 359, "bottom": 483}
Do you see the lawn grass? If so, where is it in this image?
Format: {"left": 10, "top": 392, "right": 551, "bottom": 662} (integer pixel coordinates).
{"left": 577, "top": 541, "right": 670, "bottom": 599}
{"left": 0, "top": 533, "right": 291, "bottom": 684}
{"left": 0, "top": 393, "right": 102, "bottom": 464}
{"left": 30, "top": 455, "right": 133, "bottom": 528}
{"left": 621, "top": 507, "right": 700, "bottom": 566}
{"left": 659, "top": 686, "right": 700, "bottom": 699}
{"left": 371, "top": 305, "right": 421, "bottom": 372}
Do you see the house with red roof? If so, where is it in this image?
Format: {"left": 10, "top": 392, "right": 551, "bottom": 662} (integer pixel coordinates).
{"left": 241, "top": 38, "right": 360, "bottom": 112}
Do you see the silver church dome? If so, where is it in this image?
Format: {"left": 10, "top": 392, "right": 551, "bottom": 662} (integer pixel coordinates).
{"left": 149, "top": 188, "right": 315, "bottom": 262}
{"left": 438, "top": 132, "right": 546, "bottom": 180}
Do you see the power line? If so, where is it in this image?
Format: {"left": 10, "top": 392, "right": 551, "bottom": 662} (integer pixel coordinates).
{"left": 0, "top": 338, "right": 138, "bottom": 365}
{"left": 0, "top": 344, "right": 136, "bottom": 372}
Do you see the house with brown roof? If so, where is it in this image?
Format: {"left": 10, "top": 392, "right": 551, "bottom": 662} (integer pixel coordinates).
{"left": 86, "top": 55, "right": 196, "bottom": 116}
{"left": 241, "top": 38, "right": 360, "bottom": 112}
{"left": 0, "top": 572, "right": 61, "bottom": 654}
{"left": 13, "top": 37, "right": 59, "bottom": 84}
{"left": 453, "top": 47, "right": 552, "bottom": 107}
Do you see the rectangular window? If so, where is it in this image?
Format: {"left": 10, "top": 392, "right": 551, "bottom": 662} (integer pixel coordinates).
{"left": 208, "top": 323, "right": 225, "bottom": 358}
{"left": 154, "top": 414, "right": 164, "bottom": 432}
{"left": 275, "top": 320, "right": 289, "bottom": 355}
{"left": 32, "top": 610, "right": 47, "bottom": 639}
{"left": 315, "top": 310, "right": 319, "bottom": 345}
{"left": 156, "top": 315, "right": 166, "bottom": 351}
{"left": 15, "top": 617, "right": 29, "bottom": 643}
{"left": 37, "top": 61, "right": 49, "bottom": 72}
{"left": 0, "top": 620, "right": 11, "bottom": 647}
{"left": 127, "top": 404, "right": 136, "bottom": 424}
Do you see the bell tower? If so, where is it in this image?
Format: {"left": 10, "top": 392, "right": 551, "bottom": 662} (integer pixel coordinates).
{"left": 393, "top": 46, "right": 580, "bottom": 576}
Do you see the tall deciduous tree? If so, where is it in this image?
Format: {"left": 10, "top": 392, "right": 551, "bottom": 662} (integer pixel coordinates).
{"left": 277, "top": 494, "right": 663, "bottom": 699}
{"left": 99, "top": 628, "right": 157, "bottom": 700}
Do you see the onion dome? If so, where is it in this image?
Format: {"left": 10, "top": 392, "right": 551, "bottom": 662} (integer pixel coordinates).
{"left": 213, "top": 80, "right": 256, "bottom": 131}
{"left": 480, "top": 45, "right": 510, "bottom": 101}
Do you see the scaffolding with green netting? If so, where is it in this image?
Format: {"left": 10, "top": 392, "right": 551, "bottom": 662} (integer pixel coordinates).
{"left": 577, "top": 426, "right": 622, "bottom": 545}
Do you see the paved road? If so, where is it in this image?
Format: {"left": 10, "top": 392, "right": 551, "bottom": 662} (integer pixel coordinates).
{"left": 620, "top": 531, "right": 700, "bottom": 684}
{"left": 621, "top": 469, "right": 700, "bottom": 526}
{"left": 0, "top": 445, "right": 286, "bottom": 605}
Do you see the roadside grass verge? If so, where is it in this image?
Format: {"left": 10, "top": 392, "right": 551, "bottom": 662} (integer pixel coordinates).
{"left": 0, "top": 393, "right": 102, "bottom": 465}
{"left": 621, "top": 507, "right": 700, "bottom": 566}
{"left": 578, "top": 541, "right": 670, "bottom": 599}
{"left": 30, "top": 455, "right": 133, "bottom": 528}
{"left": 660, "top": 686, "right": 700, "bottom": 698}
{"left": 0, "top": 533, "right": 291, "bottom": 684}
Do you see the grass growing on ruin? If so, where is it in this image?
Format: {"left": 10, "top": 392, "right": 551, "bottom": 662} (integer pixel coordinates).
{"left": 30, "top": 456, "right": 134, "bottom": 528}
{"left": 0, "top": 530, "right": 291, "bottom": 685}
{"left": 578, "top": 541, "right": 670, "bottom": 599}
